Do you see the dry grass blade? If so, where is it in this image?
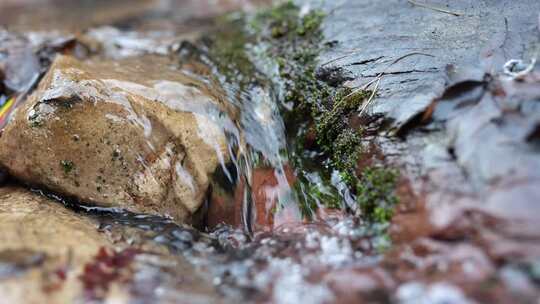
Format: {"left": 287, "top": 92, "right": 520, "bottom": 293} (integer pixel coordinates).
{"left": 407, "top": 0, "right": 462, "bottom": 17}
{"left": 341, "top": 52, "right": 434, "bottom": 116}
{"left": 358, "top": 77, "right": 381, "bottom": 117}
{"left": 321, "top": 49, "right": 363, "bottom": 67}
{"left": 344, "top": 52, "right": 434, "bottom": 95}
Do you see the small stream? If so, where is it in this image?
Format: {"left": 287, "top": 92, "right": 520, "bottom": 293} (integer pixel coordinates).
{"left": 54, "top": 195, "right": 386, "bottom": 303}
{"left": 77, "top": 7, "right": 389, "bottom": 303}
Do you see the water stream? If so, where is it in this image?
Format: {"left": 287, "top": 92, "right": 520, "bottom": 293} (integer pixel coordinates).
{"left": 77, "top": 8, "right": 388, "bottom": 302}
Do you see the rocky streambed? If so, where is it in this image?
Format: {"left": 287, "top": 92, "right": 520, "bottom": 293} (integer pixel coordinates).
{"left": 1, "top": 0, "right": 540, "bottom": 303}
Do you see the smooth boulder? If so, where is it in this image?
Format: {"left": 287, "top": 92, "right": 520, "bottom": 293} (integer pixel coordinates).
{"left": 0, "top": 186, "right": 112, "bottom": 303}
{"left": 0, "top": 186, "right": 224, "bottom": 303}
{"left": 0, "top": 54, "right": 230, "bottom": 223}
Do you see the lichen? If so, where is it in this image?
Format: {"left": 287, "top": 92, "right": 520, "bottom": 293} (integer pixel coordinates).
{"left": 28, "top": 111, "right": 43, "bottom": 128}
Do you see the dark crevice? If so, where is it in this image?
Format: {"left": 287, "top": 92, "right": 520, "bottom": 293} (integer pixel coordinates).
{"left": 347, "top": 55, "right": 385, "bottom": 66}
{"left": 361, "top": 68, "right": 439, "bottom": 78}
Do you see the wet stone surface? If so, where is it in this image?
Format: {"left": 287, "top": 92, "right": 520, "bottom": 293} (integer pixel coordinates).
{"left": 311, "top": 0, "right": 540, "bottom": 302}
{"left": 0, "top": 249, "right": 46, "bottom": 278}
{"left": 91, "top": 207, "right": 391, "bottom": 303}
{"left": 0, "top": 54, "right": 231, "bottom": 223}
{"left": 318, "top": 0, "right": 540, "bottom": 131}
{"left": 0, "top": 186, "right": 226, "bottom": 303}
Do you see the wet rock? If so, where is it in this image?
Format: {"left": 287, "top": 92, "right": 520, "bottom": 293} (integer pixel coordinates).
{"left": 0, "top": 30, "right": 40, "bottom": 93}
{"left": 0, "top": 0, "right": 156, "bottom": 32}
{"left": 206, "top": 187, "right": 241, "bottom": 229}
{"left": 0, "top": 249, "right": 46, "bottom": 278}
{"left": 397, "top": 72, "right": 540, "bottom": 262}
{"left": 0, "top": 54, "right": 230, "bottom": 223}
{"left": 447, "top": 77, "right": 540, "bottom": 188}
{"left": 82, "top": 26, "right": 180, "bottom": 60}
{"left": 0, "top": 186, "right": 225, "bottom": 303}
{"left": 249, "top": 165, "right": 298, "bottom": 230}
{"left": 323, "top": 268, "right": 395, "bottom": 303}
{"left": 0, "top": 29, "right": 84, "bottom": 130}
{"left": 0, "top": 186, "right": 112, "bottom": 303}
{"left": 318, "top": 0, "right": 540, "bottom": 131}
{"left": 0, "top": 0, "right": 539, "bottom": 302}
{"left": 310, "top": 0, "right": 540, "bottom": 302}
{"left": 0, "top": 29, "right": 74, "bottom": 94}
{"left": 0, "top": 0, "right": 271, "bottom": 34}
{"left": 396, "top": 281, "right": 473, "bottom": 304}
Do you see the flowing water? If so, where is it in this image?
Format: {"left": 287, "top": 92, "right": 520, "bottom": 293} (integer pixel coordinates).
{"left": 169, "top": 13, "right": 350, "bottom": 232}
{"left": 73, "top": 11, "right": 388, "bottom": 303}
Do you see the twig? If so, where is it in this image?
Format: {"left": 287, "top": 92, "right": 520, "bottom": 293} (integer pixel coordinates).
{"left": 407, "top": 0, "right": 462, "bottom": 17}
{"left": 385, "top": 52, "right": 436, "bottom": 68}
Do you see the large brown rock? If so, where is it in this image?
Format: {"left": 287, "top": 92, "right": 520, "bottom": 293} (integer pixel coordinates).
{"left": 0, "top": 186, "right": 111, "bottom": 303}
{"left": 0, "top": 54, "right": 230, "bottom": 223}
{"left": 0, "top": 186, "right": 224, "bottom": 303}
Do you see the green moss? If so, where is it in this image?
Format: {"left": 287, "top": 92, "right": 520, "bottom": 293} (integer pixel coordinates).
{"left": 200, "top": 2, "right": 399, "bottom": 226}
{"left": 252, "top": 1, "right": 327, "bottom": 113}
{"left": 356, "top": 166, "right": 399, "bottom": 224}
{"left": 292, "top": 176, "right": 343, "bottom": 217}
{"left": 205, "top": 21, "right": 257, "bottom": 87}
{"left": 246, "top": 2, "right": 372, "bottom": 212}
{"left": 60, "top": 160, "right": 74, "bottom": 174}
{"left": 255, "top": 1, "right": 303, "bottom": 38}
{"left": 298, "top": 10, "right": 325, "bottom": 36}
{"left": 314, "top": 88, "right": 369, "bottom": 177}
{"left": 332, "top": 129, "right": 361, "bottom": 172}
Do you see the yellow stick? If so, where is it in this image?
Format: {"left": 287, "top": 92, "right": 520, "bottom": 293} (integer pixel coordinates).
{"left": 0, "top": 97, "right": 14, "bottom": 118}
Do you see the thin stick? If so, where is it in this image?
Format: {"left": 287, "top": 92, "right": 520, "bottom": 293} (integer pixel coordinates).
{"left": 407, "top": 0, "right": 462, "bottom": 17}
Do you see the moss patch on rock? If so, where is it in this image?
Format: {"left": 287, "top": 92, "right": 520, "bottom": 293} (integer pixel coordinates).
{"left": 252, "top": 2, "right": 400, "bottom": 223}
{"left": 198, "top": 1, "right": 399, "bottom": 226}
{"left": 60, "top": 160, "right": 74, "bottom": 174}
{"left": 251, "top": 3, "right": 376, "bottom": 183}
